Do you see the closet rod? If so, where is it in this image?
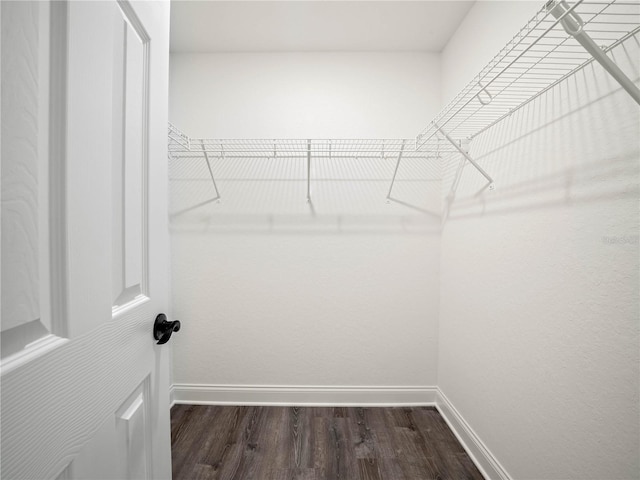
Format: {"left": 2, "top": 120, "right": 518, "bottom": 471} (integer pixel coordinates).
{"left": 434, "top": 122, "right": 494, "bottom": 187}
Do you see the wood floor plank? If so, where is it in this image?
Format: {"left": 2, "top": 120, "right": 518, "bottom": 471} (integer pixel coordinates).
{"left": 376, "top": 456, "right": 406, "bottom": 479}
{"left": 220, "top": 406, "right": 267, "bottom": 480}
{"left": 393, "top": 427, "right": 438, "bottom": 479}
{"left": 311, "top": 415, "right": 334, "bottom": 480}
{"left": 286, "top": 407, "right": 313, "bottom": 470}
{"left": 368, "top": 408, "right": 397, "bottom": 458}
{"left": 337, "top": 416, "right": 360, "bottom": 480}
{"left": 191, "top": 463, "right": 216, "bottom": 480}
{"left": 357, "top": 458, "right": 382, "bottom": 480}
{"left": 349, "top": 408, "right": 376, "bottom": 459}
{"left": 196, "top": 406, "right": 242, "bottom": 468}
{"left": 170, "top": 404, "right": 191, "bottom": 433}
{"left": 215, "top": 444, "right": 244, "bottom": 480}
{"left": 170, "top": 405, "right": 485, "bottom": 480}
{"left": 171, "top": 406, "right": 220, "bottom": 479}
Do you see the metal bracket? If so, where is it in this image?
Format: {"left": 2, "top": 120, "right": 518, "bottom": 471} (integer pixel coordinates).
{"left": 306, "top": 139, "right": 312, "bottom": 203}
{"left": 547, "top": 0, "right": 640, "bottom": 105}
{"left": 386, "top": 140, "right": 406, "bottom": 201}
{"left": 200, "top": 140, "right": 221, "bottom": 202}
{"left": 434, "top": 122, "right": 494, "bottom": 189}
{"left": 477, "top": 81, "right": 493, "bottom": 106}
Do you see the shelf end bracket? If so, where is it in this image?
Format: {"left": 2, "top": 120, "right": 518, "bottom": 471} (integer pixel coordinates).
{"left": 200, "top": 140, "right": 221, "bottom": 203}
{"left": 434, "top": 122, "right": 494, "bottom": 189}
{"left": 306, "top": 139, "right": 312, "bottom": 203}
{"left": 386, "top": 140, "right": 406, "bottom": 202}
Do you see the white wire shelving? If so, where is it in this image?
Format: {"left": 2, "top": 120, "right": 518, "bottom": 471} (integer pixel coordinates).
{"left": 168, "top": 125, "right": 431, "bottom": 202}
{"left": 418, "top": 0, "right": 640, "bottom": 186}
{"left": 169, "top": 129, "right": 425, "bottom": 159}
{"left": 168, "top": 0, "right": 640, "bottom": 203}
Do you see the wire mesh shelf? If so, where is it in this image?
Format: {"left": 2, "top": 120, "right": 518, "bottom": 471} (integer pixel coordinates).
{"left": 169, "top": 127, "right": 431, "bottom": 160}
{"left": 168, "top": 0, "right": 639, "bottom": 202}
{"left": 416, "top": 0, "right": 640, "bottom": 154}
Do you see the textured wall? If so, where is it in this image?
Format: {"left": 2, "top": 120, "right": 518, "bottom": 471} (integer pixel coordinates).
{"left": 169, "top": 52, "right": 440, "bottom": 139}
{"left": 439, "top": 2, "right": 640, "bottom": 479}
{"left": 169, "top": 52, "right": 443, "bottom": 388}
{"left": 440, "top": 1, "right": 539, "bottom": 105}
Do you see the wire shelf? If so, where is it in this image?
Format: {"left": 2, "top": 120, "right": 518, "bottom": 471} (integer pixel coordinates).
{"left": 416, "top": 0, "right": 640, "bottom": 153}
{"left": 169, "top": 125, "right": 433, "bottom": 160}
{"left": 168, "top": 0, "right": 639, "bottom": 201}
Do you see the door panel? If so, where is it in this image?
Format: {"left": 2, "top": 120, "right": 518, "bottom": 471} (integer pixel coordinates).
{"left": 112, "top": 2, "right": 148, "bottom": 311}
{"left": 115, "top": 378, "right": 153, "bottom": 480}
{"left": 1, "top": 1, "right": 172, "bottom": 479}
{"left": 1, "top": 0, "right": 54, "bottom": 356}
{"left": 65, "top": 0, "right": 116, "bottom": 337}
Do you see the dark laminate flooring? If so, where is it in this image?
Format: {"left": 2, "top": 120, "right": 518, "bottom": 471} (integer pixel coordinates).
{"left": 171, "top": 405, "right": 485, "bottom": 480}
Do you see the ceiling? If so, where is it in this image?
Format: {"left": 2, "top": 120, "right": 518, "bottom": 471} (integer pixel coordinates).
{"left": 170, "top": 1, "right": 476, "bottom": 53}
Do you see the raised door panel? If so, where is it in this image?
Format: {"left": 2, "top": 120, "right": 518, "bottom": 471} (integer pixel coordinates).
{"left": 0, "top": 2, "right": 66, "bottom": 371}
{"left": 69, "top": 377, "right": 151, "bottom": 480}
{"left": 0, "top": 1, "right": 61, "bottom": 363}
{"left": 114, "top": 378, "right": 153, "bottom": 480}
{"left": 65, "top": 0, "right": 120, "bottom": 337}
{"left": 112, "top": 7, "right": 149, "bottom": 314}
{"left": 1, "top": 0, "right": 41, "bottom": 332}
{"left": 65, "top": 0, "right": 151, "bottom": 336}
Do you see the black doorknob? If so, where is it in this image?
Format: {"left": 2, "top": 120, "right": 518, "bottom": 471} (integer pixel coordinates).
{"left": 153, "top": 314, "right": 181, "bottom": 345}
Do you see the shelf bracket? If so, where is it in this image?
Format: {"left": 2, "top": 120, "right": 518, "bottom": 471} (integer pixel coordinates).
{"left": 200, "top": 140, "right": 221, "bottom": 202}
{"left": 547, "top": 0, "right": 640, "bottom": 105}
{"left": 386, "top": 140, "right": 406, "bottom": 201}
{"left": 306, "top": 139, "right": 312, "bottom": 203}
{"left": 477, "top": 81, "right": 493, "bottom": 106}
{"left": 434, "top": 122, "right": 494, "bottom": 188}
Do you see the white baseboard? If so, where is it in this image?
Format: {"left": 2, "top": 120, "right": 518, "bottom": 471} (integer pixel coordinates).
{"left": 436, "top": 389, "right": 512, "bottom": 480}
{"left": 171, "top": 383, "right": 437, "bottom": 406}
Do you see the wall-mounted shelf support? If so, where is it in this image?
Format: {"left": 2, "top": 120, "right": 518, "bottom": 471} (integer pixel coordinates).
{"left": 200, "top": 140, "right": 221, "bottom": 202}
{"left": 306, "top": 139, "right": 312, "bottom": 203}
{"left": 547, "top": 0, "right": 640, "bottom": 105}
{"left": 386, "top": 140, "right": 406, "bottom": 202}
{"left": 433, "top": 122, "right": 494, "bottom": 189}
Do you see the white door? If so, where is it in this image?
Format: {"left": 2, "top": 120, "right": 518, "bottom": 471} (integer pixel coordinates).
{"left": 1, "top": 1, "right": 173, "bottom": 479}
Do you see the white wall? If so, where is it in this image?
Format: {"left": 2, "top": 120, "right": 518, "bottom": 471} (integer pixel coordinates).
{"left": 439, "top": 2, "right": 640, "bottom": 479}
{"left": 441, "top": 1, "right": 539, "bottom": 104}
{"left": 169, "top": 52, "right": 439, "bottom": 138}
{"left": 169, "top": 52, "right": 443, "bottom": 394}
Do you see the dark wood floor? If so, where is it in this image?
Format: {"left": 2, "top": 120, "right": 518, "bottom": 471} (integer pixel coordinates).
{"left": 171, "top": 405, "right": 485, "bottom": 480}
